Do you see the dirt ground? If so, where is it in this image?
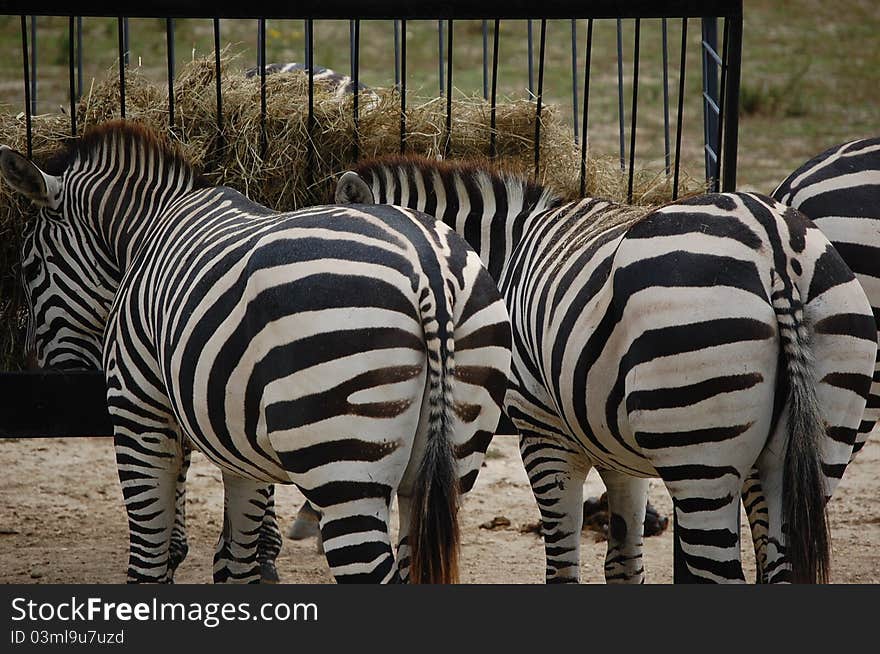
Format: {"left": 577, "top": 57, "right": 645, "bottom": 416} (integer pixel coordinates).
{"left": 1, "top": 432, "right": 878, "bottom": 584}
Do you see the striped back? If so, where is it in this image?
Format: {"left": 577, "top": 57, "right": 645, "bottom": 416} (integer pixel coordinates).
{"left": 350, "top": 156, "right": 562, "bottom": 281}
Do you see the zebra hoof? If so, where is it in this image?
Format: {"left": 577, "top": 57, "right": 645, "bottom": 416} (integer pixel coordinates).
{"left": 286, "top": 503, "right": 321, "bottom": 540}
{"left": 260, "top": 561, "right": 280, "bottom": 584}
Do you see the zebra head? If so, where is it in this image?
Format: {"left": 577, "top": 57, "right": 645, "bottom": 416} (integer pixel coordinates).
{"left": 335, "top": 170, "right": 374, "bottom": 205}
{"left": 1, "top": 144, "right": 114, "bottom": 370}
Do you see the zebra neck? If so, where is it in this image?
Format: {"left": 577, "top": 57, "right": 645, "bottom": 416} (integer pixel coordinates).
{"left": 365, "top": 163, "right": 560, "bottom": 282}
{"left": 74, "top": 146, "right": 200, "bottom": 274}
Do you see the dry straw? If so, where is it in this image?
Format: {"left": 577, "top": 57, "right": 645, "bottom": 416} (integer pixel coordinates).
{"left": 0, "top": 54, "right": 706, "bottom": 369}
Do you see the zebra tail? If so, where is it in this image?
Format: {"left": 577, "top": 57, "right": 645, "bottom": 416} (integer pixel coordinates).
{"left": 408, "top": 282, "right": 461, "bottom": 584}
{"left": 773, "top": 274, "right": 830, "bottom": 583}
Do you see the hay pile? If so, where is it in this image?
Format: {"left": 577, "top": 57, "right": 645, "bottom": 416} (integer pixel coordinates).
{"left": 0, "top": 55, "right": 705, "bottom": 369}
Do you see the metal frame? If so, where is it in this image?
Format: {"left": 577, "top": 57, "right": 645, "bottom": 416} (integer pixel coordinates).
{"left": 0, "top": 1, "right": 744, "bottom": 437}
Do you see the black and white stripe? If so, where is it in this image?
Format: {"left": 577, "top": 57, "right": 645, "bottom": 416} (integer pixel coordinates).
{"left": 336, "top": 156, "right": 876, "bottom": 583}
{"left": 733, "top": 136, "right": 880, "bottom": 581}
{"left": 3, "top": 122, "right": 510, "bottom": 584}
{"left": 19, "top": 194, "right": 284, "bottom": 583}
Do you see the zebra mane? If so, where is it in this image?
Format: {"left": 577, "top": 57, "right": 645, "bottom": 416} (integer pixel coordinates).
{"left": 41, "top": 119, "right": 208, "bottom": 189}
{"left": 348, "top": 154, "right": 564, "bottom": 213}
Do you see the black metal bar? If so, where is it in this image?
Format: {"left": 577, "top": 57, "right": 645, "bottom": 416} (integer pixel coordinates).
{"left": 0, "top": 3, "right": 749, "bottom": 20}
{"left": 616, "top": 18, "right": 625, "bottom": 170}
{"left": 661, "top": 18, "right": 671, "bottom": 174}
{"left": 489, "top": 18, "right": 500, "bottom": 158}
{"left": 167, "top": 18, "right": 175, "bottom": 128}
{"left": 701, "top": 17, "right": 719, "bottom": 183}
{"left": 570, "top": 19, "right": 578, "bottom": 144}
{"left": 117, "top": 17, "right": 126, "bottom": 118}
{"left": 213, "top": 18, "right": 222, "bottom": 148}
{"left": 20, "top": 16, "right": 32, "bottom": 158}
{"left": 400, "top": 18, "right": 407, "bottom": 153}
{"left": 352, "top": 19, "right": 360, "bottom": 161}
{"left": 672, "top": 17, "right": 688, "bottom": 199}
{"left": 526, "top": 19, "right": 533, "bottom": 93}
{"left": 579, "top": 18, "right": 593, "bottom": 196}
{"left": 533, "top": 19, "right": 546, "bottom": 178}
{"left": 721, "top": 10, "right": 742, "bottom": 192}
{"left": 259, "top": 18, "right": 266, "bottom": 158}
{"left": 0, "top": 371, "right": 113, "bottom": 438}
{"left": 68, "top": 16, "right": 76, "bottom": 136}
{"left": 443, "top": 18, "right": 453, "bottom": 158}
{"left": 482, "top": 19, "right": 489, "bottom": 100}
{"left": 714, "top": 16, "right": 730, "bottom": 193}
{"left": 29, "top": 15, "right": 36, "bottom": 115}
{"left": 627, "top": 18, "right": 640, "bottom": 204}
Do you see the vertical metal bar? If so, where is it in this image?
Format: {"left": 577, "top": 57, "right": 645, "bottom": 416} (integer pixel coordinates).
{"left": 400, "top": 18, "right": 407, "bottom": 153}
{"left": 489, "top": 19, "right": 500, "bottom": 158}
{"left": 534, "top": 19, "right": 546, "bottom": 179}
{"left": 117, "top": 17, "right": 126, "bottom": 119}
{"left": 259, "top": 18, "right": 266, "bottom": 158}
{"left": 527, "top": 19, "right": 534, "bottom": 94}
{"left": 76, "top": 17, "right": 83, "bottom": 100}
{"left": 570, "top": 19, "right": 578, "bottom": 145}
{"left": 438, "top": 20, "right": 445, "bottom": 95}
{"left": 353, "top": 19, "right": 360, "bottom": 161}
{"left": 701, "top": 17, "right": 719, "bottom": 184}
{"left": 673, "top": 18, "right": 689, "bottom": 200}
{"left": 68, "top": 17, "right": 77, "bottom": 136}
{"left": 29, "top": 16, "right": 36, "bottom": 115}
{"left": 167, "top": 18, "right": 175, "bottom": 129}
{"left": 20, "top": 16, "right": 32, "bottom": 158}
{"left": 579, "top": 19, "right": 594, "bottom": 197}
{"left": 444, "top": 19, "right": 453, "bottom": 158}
{"left": 616, "top": 18, "right": 625, "bottom": 170}
{"left": 661, "top": 18, "right": 671, "bottom": 175}
{"left": 627, "top": 19, "right": 641, "bottom": 204}
{"left": 213, "top": 18, "right": 222, "bottom": 149}
{"left": 714, "top": 17, "right": 730, "bottom": 193}
{"left": 394, "top": 20, "right": 401, "bottom": 88}
{"left": 722, "top": 10, "right": 743, "bottom": 192}
{"left": 482, "top": 19, "right": 489, "bottom": 100}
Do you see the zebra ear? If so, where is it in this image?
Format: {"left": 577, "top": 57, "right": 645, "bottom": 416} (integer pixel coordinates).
{"left": 335, "top": 171, "right": 374, "bottom": 204}
{"left": 0, "top": 145, "right": 62, "bottom": 210}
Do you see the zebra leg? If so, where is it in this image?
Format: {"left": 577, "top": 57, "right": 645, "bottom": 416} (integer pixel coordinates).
{"left": 257, "top": 485, "right": 283, "bottom": 583}
{"left": 520, "top": 432, "right": 589, "bottom": 584}
{"left": 395, "top": 494, "right": 413, "bottom": 583}
{"left": 167, "top": 447, "right": 192, "bottom": 579}
{"left": 597, "top": 468, "right": 649, "bottom": 584}
{"left": 316, "top": 497, "right": 400, "bottom": 584}
{"left": 212, "top": 472, "right": 269, "bottom": 584}
{"left": 114, "top": 432, "right": 181, "bottom": 584}
{"left": 741, "top": 469, "right": 770, "bottom": 583}
{"left": 287, "top": 501, "right": 323, "bottom": 554}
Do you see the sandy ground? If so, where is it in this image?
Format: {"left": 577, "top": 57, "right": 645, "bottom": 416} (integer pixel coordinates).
{"left": 1, "top": 433, "right": 878, "bottom": 584}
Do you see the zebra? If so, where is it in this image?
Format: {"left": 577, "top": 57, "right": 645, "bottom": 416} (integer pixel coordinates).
{"left": 20, "top": 184, "right": 284, "bottom": 584}
{"left": 244, "top": 62, "right": 376, "bottom": 104}
{"left": 1, "top": 121, "right": 511, "bottom": 584}
{"left": 335, "top": 155, "right": 877, "bottom": 583}
{"left": 736, "top": 136, "right": 880, "bottom": 580}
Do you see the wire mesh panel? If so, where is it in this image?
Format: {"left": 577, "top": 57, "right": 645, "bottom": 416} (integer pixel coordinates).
{"left": 0, "top": 1, "right": 744, "bottom": 435}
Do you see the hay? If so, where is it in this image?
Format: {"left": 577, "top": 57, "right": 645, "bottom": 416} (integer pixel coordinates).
{"left": 0, "top": 55, "right": 706, "bottom": 369}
